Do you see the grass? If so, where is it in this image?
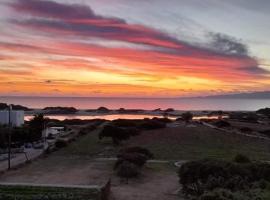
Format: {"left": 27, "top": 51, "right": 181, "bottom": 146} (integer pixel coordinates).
{"left": 126, "top": 125, "right": 270, "bottom": 160}
{"left": 0, "top": 184, "right": 101, "bottom": 200}
{"left": 57, "top": 125, "right": 117, "bottom": 157}
{"left": 57, "top": 123, "right": 270, "bottom": 161}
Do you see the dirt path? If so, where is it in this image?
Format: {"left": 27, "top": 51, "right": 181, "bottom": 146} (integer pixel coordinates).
{"left": 0, "top": 148, "right": 44, "bottom": 173}
{"left": 110, "top": 168, "right": 182, "bottom": 200}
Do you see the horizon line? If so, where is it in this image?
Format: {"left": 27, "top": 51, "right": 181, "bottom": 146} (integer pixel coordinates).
{"left": 1, "top": 90, "right": 270, "bottom": 99}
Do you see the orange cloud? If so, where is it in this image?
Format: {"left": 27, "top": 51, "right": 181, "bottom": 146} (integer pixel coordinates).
{"left": 0, "top": 0, "right": 269, "bottom": 97}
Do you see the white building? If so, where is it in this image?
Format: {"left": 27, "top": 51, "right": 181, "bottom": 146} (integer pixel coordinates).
{"left": 0, "top": 110, "right": 24, "bottom": 127}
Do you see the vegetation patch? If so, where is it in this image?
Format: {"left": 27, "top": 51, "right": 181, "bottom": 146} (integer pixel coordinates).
{"left": 0, "top": 183, "right": 103, "bottom": 200}
{"left": 178, "top": 156, "right": 270, "bottom": 200}
{"left": 114, "top": 147, "right": 153, "bottom": 183}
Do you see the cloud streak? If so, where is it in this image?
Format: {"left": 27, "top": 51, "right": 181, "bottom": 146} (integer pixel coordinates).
{"left": 0, "top": 0, "right": 268, "bottom": 97}
{"left": 9, "top": 0, "right": 184, "bottom": 49}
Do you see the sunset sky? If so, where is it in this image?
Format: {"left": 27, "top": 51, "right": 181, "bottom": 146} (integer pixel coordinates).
{"left": 0, "top": 0, "right": 270, "bottom": 97}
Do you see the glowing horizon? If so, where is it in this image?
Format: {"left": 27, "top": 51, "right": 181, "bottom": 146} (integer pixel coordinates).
{"left": 0, "top": 0, "right": 270, "bottom": 97}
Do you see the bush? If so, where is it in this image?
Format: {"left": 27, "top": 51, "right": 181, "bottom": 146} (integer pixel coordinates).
{"left": 116, "top": 161, "right": 139, "bottom": 183}
{"left": 256, "top": 108, "right": 270, "bottom": 117}
{"left": 99, "top": 125, "right": 130, "bottom": 145}
{"left": 28, "top": 114, "right": 47, "bottom": 142}
{"left": 119, "top": 146, "right": 154, "bottom": 159}
{"left": 178, "top": 159, "right": 270, "bottom": 195}
{"left": 139, "top": 119, "right": 166, "bottom": 130}
{"left": 234, "top": 154, "right": 251, "bottom": 164}
{"left": 116, "top": 153, "right": 147, "bottom": 168}
{"left": 114, "top": 147, "right": 152, "bottom": 182}
{"left": 200, "top": 189, "right": 234, "bottom": 200}
{"left": 112, "top": 119, "right": 139, "bottom": 127}
{"left": 152, "top": 117, "right": 172, "bottom": 123}
{"left": 181, "top": 112, "right": 193, "bottom": 123}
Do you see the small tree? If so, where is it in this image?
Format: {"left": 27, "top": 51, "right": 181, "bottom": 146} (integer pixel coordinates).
{"left": 99, "top": 125, "right": 130, "bottom": 145}
{"left": 139, "top": 119, "right": 166, "bottom": 130}
{"left": 28, "top": 114, "right": 47, "bottom": 142}
{"left": 119, "top": 146, "right": 154, "bottom": 159}
{"left": 116, "top": 161, "right": 139, "bottom": 184}
{"left": 181, "top": 112, "right": 193, "bottom": 124}
{"left": 116, "top": 153, "right": 148, "bottom": 168}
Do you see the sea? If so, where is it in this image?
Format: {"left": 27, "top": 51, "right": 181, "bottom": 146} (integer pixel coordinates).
{"left": 0, "top": 96, "right": 269, "bottom": 111}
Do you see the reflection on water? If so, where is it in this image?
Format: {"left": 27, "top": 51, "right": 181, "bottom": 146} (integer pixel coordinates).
{"left": 24, "top": 114, "right": 225, "bottom": 121}
{"left": 24, "top": 114, "right": 164, "bottom": 121}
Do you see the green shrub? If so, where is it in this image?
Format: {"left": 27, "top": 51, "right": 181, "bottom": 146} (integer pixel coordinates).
{"left": 139, "top": 119, "right": 166, "bottom": 130}
{"left": 99, "top": 125, "right": 130, "bottom": 145}
{"left": 115, "top": 153, "right": 147, "bottom": 168}
{"left": 200, "top": 189, "right": 234, "bottom": 200}
{"left": 116, "top": 161, "right": 139, "bottom": 183}
{"left": 178, "top": 159, "right": 270, "bottom": 197}
{"left": 152, "top": 117, "right": 172, "bottom": 123}
{"left": 119, "top": 146, "right": 154, "bottom": 159}
{"left": 112, "top": 119, "right": 139, "bottom": 127}
{"left": 181, "top": 112, "right": 193, "bottom": 123}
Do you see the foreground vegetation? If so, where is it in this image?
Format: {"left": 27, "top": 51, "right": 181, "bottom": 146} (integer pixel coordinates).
{"left": 179, "top": 155, "right": 270, "bottom": 200}
{"left": 0, "top": 183, "right": 102, "bottom": 200}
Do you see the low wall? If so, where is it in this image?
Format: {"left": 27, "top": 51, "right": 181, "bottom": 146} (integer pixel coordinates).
{"left": 0, "top": 182, "right": 110, "bottom": 200}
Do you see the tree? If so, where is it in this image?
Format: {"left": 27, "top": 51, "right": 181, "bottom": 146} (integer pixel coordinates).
{"left": 139, "top": 119, "right": 166, "bottom": 130}
{"left": 115, "top": 153, "right": 148, "bottom": 168}
{"left": 28, "top": 114, "right": 47, "bottom": 142}
{"left": 119, "top": 146, "right": 154, "bottom": 159}
{"left": 114, "top": 147, "right": 152, "bottom": 183}
{"left": 116, "top": 161, "right": 139, "bottom": 183}
{"left": 99, "top": 125, "right": 130, "bottom": 145}
{"left": 256, "top": 107, "right": 270, "bottom": 118}
{"left": 181, "top": 112, "right": 193, "bottom": 124}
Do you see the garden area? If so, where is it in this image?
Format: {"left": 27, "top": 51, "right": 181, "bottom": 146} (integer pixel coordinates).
{"left": 1, "top": 115, "right": 270, "bottom": 200}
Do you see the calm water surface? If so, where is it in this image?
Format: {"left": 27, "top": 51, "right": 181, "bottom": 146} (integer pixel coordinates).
{"left": 24, "top": 114, "right": 223, "bottom": 121}
{"left": 24, "top": 114, "right": 163, "bottom": 121}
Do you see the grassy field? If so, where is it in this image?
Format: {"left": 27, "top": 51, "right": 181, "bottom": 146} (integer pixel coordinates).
{"left": 125, "top": 125, "right": 270, "bottom": 160}
{"left": 1, "top": 122, "right": 270, "bottom": 200}
{"left": 58, "top": 123, "right": 270, "bottom": 161}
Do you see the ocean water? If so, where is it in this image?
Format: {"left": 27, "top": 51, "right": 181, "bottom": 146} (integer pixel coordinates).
{"left": 0, "top": 96, "right": 269, "bottom": 111}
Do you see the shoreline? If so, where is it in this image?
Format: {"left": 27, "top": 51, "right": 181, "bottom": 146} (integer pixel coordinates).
{"left": 23, "top": 109, "right": 233, "bottom": 121}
